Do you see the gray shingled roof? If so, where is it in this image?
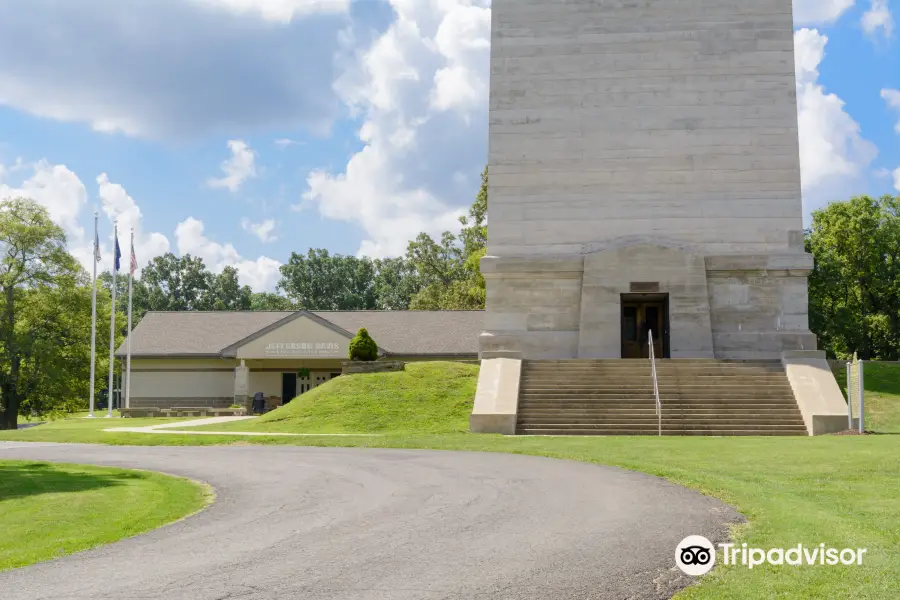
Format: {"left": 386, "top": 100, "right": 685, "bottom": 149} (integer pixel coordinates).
{"left": 117, "top": 310, "right": 482, "bottom": 357}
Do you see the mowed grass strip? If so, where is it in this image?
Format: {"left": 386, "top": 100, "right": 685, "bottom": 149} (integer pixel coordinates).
{"left": 0, "top": 461, "right": 212, "bottom": 571}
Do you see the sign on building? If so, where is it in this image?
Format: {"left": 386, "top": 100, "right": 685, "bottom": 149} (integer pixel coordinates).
{"left": 264, "top": 342, "right": 342, "bottom": 357}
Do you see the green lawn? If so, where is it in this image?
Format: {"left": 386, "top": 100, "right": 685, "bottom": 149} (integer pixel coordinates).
{"left": 0, "top": 460, "right": 211, "bottom": 571}
{"left": 218, "top": 361, "right": 479, "bottom": 434}
{"left": 0, "top": 364, "right": 898, "bottom": 597}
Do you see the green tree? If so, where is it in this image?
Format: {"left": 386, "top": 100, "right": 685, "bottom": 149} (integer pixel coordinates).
{"left": 806, "top": 194, "right": 900, "bottom": 360}
{"left": 250, "top": 292, "right": 296, "bottom": 311}
{"left": 372, "top": 257, "right": 424, "bottom": 310}
{"left": 406, "top": 166, "right": 488, "bottom": 310}
{"left": 15, "top": 282, "right": 122, "bottom": 418}
{"left": 0, "top": 198, "right": 84, "bottom": 429}
{"left": 348, "top": 327, "right": 378, "bottom": 361}
{"left": 140, "top": 253, "right": 214, "bottom": 312}
{"left": 209, "top": 266, "right": 252, "bottom": 311}
{"left": 98, "top": 271, "right": 151, "bottom": 328}
{"left": 277, "top": 249, "right": 377, "bottom": 310}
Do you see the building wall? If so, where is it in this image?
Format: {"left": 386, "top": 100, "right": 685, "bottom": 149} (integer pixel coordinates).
{"left": 129, "top": 358, "right": 236, "bottom": 409}
{"left": 488, "top": 0, "right": 803, "bottom": 256}
{"left": 128, "top": 357, "right": 351, "bottom": 408}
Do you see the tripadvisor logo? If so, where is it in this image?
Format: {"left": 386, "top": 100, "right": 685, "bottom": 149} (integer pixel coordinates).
{"left": 676, "top": 535, "right": 716, "bottom": 576}
{"left": 676, "top": 536, "right": 868, "bottom": 575}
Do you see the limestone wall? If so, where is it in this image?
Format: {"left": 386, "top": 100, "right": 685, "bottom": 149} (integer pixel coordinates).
{"left": 706, "top": 255, "right": 817, "bottom": 359}
{"left": 488, "top": 0, "right": 803, "bottom": 256}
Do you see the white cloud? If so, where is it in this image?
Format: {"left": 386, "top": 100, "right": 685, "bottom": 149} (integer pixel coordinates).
{"left": 0, "top": 157, "right": 279, "bottom": 286}
{"left": 302, "top": 0, "right": 491, "bottom": 257}
{"left": 430, "top": 5, "right": 491, "bottom": 113}
{"left": 189, "top": 0, "right": 349, "bottom": 22}
{"left": 883, "top": 89, "right": 900, "bottom": 133}
{"left": 176, "top": 217, "right": 281, "bottom": 290}
{"left": 0, "top": 160, "right": 170, "bottom": 275}
{"left": 241, "top": 218, "right": 278, "bottom": 242}
{"left": 862, "top": 0, "right": 894, "bottom": 38}
{"left": 0, "top": 160, "right": 87, "bottom": 241}
{"left": 274, "top": 138, "right": 303, "bottom": 148}
{"left": 208, "top": 140, "right": 257, "bottom": 192}
{"left": 0, "top": 1, "right": 353, "bottom": 139}
{"left": 894, "top": 167, "right": 900, "bottom": 191}
{"left": 794, "top": 0, "right": 856, "bottom": 25}
{"left": 794, "top": 29, "right": 878, "bottom": 209}
{"left": 96, "top": 174, "right": 171, "bottom": 274}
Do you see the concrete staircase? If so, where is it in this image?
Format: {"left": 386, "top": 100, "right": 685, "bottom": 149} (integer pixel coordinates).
{"left": 516, "top": 359, "right": 808, "bottom": 436}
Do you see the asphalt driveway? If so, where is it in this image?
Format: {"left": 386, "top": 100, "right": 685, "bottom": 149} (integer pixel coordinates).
{"left": 0, "top": 442, "right": 740, "bottom": 599}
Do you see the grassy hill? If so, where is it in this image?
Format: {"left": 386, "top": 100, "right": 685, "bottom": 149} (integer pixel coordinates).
{"left": 215, "top": 361, "right": 479, "bottom": 434}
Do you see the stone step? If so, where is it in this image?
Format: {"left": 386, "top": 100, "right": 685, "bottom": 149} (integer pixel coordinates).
{"left": 525, "top": 359, "right": 782, "bottom": 364}
{"left": 522, "top": 363, "right": 784, "bottom": 373}
{"left": 519, "top": 402, "right": 799, "bottom": 409}
{"left": 519, "top": 394, "right": 796, "bottom": 407}
{"left": 515, "top": 428, "right": 807, "bottom": 436}
{"left": 521, "top": 385, "right": 793, "bottom": 392}
{"left": 520, "top": 390, "right": 794, "bottom": 397}
{"left": 522, "top": 373, "right": 786, "bottom": 383}
{"left": 520, "top": 384, "right": 793, "bottom": 391}
{"left": 517, "top": 422, "right": 806, "bottom": 430}
{"left": 523, "top": 371, "right": 787, "bottom": 377}
{"left": 516, "top": 359, "right": 800, "bottom": 436}
{"left": 518, "top": 407, "right": 803, "bottom": 415}
{"left": 517, "top": 415, "right": 804, "bottom": 429}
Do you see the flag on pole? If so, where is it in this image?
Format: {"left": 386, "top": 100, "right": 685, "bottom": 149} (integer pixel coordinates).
{"left": 93, "top": 224, "right": 102, "bottom": 263}
{"left": 114, "top": 235, "right": 122, "bottom": 272}
{"left": 130, "top": 242, "right": 137, "bottom": 276}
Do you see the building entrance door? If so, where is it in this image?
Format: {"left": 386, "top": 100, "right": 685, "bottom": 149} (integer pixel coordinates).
{"left": 621, "top": 296, "right": 668, "bottom": 358}
{"left": 282, "top": 373, "right": 297, "bottom": 404}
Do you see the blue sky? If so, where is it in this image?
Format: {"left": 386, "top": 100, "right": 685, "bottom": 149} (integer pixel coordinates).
{"left": 0, "top": 0, "right": 897, "bottom": 291}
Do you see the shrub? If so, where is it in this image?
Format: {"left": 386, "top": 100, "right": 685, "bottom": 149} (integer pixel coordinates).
{"left": 348, "top": 328, "right": 379, "bottom": 361}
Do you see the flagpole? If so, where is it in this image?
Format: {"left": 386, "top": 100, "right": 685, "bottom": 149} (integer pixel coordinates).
{"left": 88, "top": 212, "right": 99, "bottom": 418}
{"left": 107, "top": 221, "right": 118, "bottom": 418}
{"left": 125, "top": 228, "right": 134, "bottom": 410}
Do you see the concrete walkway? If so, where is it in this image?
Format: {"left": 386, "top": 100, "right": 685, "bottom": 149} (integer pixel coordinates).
{"left": 0, "top": 442, "right": 741, "bottom": 599}
{"left": 104, "top": 416, "right": 380, "bottom": 437}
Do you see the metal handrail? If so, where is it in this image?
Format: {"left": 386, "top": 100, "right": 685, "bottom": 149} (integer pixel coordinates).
{"left": 648, "top": 330, "right": 661, "bottom": 436}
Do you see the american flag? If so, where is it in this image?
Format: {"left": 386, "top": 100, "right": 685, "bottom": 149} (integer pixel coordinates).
{"left": 130, "top": 243, "right": 137, "bottom": 276}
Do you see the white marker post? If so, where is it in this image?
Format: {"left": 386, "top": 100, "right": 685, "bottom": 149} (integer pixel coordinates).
{"left": 858, "top": 360, "right": 865, "bottom": 434}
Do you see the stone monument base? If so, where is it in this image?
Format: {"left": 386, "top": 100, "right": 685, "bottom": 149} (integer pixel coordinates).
{"left": 480, "top": 241, "right": 817, "bottom": 360}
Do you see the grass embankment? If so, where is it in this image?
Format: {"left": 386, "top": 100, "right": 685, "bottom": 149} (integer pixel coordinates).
{"left": 0, "top": 460, "right": 211, "bottom": 571}
{"left": 214, "top": 361, "right": 479, "bottom": 434}
{"left": 0, "top": 362, "right": 898, "bottom": 597}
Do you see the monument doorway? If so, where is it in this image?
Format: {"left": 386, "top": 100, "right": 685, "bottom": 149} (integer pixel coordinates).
{"left": 621, "top": 295, "right": 669, "bottom": 359}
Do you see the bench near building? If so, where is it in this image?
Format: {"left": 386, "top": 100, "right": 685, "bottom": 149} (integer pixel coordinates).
{"left": 115, "top": 310, "right": 482, "bottom": 413}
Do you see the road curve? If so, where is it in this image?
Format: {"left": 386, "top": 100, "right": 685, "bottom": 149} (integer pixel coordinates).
{"left": 0, "top": 442, "right": 740, "bottom": 600}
